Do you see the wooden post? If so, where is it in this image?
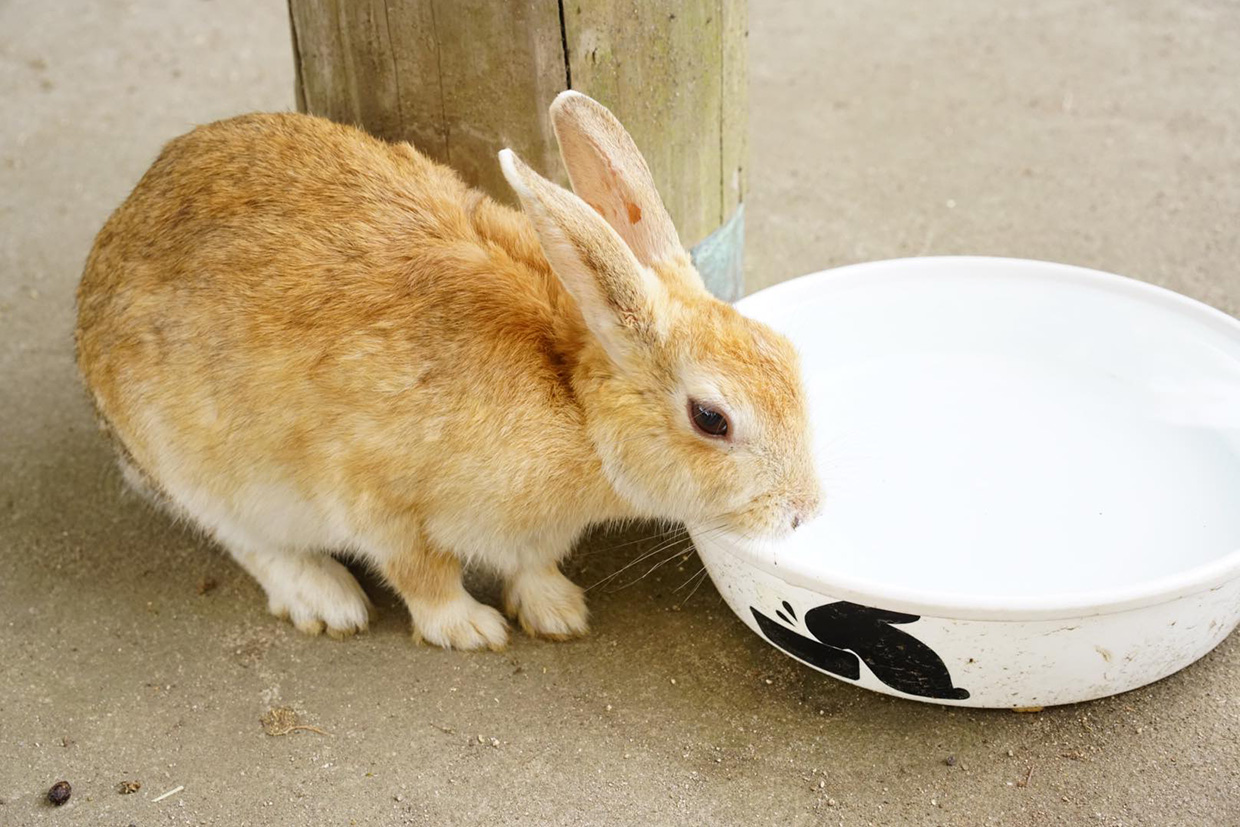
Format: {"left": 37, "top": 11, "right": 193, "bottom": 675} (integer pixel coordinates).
{"left": 287, "top": 0, "right": 747, "bottom": 300}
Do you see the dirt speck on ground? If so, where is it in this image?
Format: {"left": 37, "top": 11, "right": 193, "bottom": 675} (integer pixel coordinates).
{"left": 260, "top": 706, "right": 327, "bottom": 737}
{"left": 46, "top": 781, "right": 71, "bottom": 806}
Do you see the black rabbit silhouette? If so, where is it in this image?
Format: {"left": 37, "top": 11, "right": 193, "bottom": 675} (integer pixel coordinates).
{"left": 752, "top": 600, "right": 969, "bottom": 700}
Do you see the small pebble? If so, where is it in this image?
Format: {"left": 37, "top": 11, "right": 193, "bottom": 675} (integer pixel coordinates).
{"left": 47, "top": 781, "right": 71, "bottom": 806}
{"left": 669, "top": 678, "right": 677, "bottom": 685}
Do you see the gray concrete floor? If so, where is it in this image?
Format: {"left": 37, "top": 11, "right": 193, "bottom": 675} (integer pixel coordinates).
{"left": 3, "top": 1, "right": 1239, "bottom": 824}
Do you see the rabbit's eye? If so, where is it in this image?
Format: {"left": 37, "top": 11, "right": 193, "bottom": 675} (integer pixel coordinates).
{"left": 689, "top": 401, "right": 730, "bottom": 439}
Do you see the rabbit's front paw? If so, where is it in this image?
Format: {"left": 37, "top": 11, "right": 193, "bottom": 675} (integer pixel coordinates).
{"left": 409, "top": 596, "right": 509, "bottom": 651}
{"left": 265, "top": 554, "right": 372, "bottom": 639}
{"left": 504, "top": 568, "right": 589, "bottom": 641}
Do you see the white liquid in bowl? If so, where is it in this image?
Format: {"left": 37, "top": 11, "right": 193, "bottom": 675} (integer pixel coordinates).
{"left": 745, "top": 260, "right": 1240, "bottom": 601}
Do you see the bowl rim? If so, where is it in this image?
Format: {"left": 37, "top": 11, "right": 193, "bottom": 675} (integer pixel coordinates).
{"left": 715, "top": 255, "right": 1240, "bottom": 622}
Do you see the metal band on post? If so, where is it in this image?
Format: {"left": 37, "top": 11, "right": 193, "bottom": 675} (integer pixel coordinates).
{"left": 691, "top": 204, "right": 745, "bottom": 302}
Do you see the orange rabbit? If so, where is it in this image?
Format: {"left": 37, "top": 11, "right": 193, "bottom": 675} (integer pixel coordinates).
{"left": 75, "top": 91, "right": 820, "bottom": 649}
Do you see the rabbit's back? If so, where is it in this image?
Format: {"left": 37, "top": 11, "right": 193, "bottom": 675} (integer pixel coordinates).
{"left": 76, "top": 113, "right": 598, "bottom": 546}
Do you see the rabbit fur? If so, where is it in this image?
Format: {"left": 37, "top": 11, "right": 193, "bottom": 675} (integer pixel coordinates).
{"left": 75, "top": 91, "right": 820, "bottom": 649}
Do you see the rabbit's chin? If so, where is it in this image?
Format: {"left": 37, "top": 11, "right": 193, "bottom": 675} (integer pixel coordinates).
{"left": 684, "top": 521, "right": 796, "bottom": 553}
{"left": 685, "top": 524, "right": 784, "bottom": 565}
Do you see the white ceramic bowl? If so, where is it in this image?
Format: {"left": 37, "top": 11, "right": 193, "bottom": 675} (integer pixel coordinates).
{"left": 692, "top": 257, "right": 1240, "bottom": 708}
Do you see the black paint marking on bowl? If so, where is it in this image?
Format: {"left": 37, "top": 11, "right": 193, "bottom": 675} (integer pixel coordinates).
{"left": 751, "top": 601, "right": 970, "bottom": 701}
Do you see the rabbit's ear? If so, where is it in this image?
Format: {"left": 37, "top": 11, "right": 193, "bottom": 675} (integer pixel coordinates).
{"left": 549, "top": 91, "right": 683, "bottom": 268}
{"left": 499, "top": 148, "right": 666, "bottom": 365}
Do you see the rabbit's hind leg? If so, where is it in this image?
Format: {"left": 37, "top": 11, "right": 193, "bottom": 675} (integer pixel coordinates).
{"left": 221, "top": 529, "right": 372, "bottom": 638}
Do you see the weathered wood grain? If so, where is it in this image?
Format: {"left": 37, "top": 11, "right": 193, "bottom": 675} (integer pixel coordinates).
{"left": 289, "top": 0, "right": 406, "bottom": 142}
{"left": 424, "top": 0, "right": 565, "bottom": 197}
{"left": 721, "top": 0, "right": 748, "bottom": 212}
{"left": 288, "top": 0, "right": 746, "bottom": 253}
{"left": 566, "top": 0, "right": 724, "bottom": 245}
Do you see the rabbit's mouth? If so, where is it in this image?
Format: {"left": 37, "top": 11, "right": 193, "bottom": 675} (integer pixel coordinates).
{"left": 688, "top": 510, "right": 804, "bottom": 550}
{"left": 697, "top": 492, "right": 822, "bottom": 545}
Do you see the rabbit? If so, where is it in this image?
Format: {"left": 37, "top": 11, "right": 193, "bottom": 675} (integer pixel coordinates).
{"left": 75, "top": 90, "right": 821, "bottom": 650}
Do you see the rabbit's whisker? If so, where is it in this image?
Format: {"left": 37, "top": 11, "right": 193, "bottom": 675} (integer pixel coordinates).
{"left": 605, "top": 542, "right": 695, "bottom": 593}
{"left": 576, "top": 522, "right": 684, "bottom": 558}
{"left": 673, "top": 566, "right": 711, "bottom": 608}
{"left": 585, "top": 530, "right": 693, "bottom": 592}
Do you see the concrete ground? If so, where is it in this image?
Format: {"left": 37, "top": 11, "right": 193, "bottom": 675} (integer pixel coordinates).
{"left": 2, "top": 0, "right": 1238, "bottom": 824}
